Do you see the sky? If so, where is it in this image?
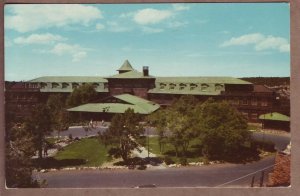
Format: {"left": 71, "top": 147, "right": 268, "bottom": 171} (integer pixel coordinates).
{"left": 4, "top": 3, "right": 290, "bottom": 81}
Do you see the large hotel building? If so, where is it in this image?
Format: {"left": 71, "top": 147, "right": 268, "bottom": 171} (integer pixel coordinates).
{"left": 5, "top": 60, "right": 289, "bottom": 123}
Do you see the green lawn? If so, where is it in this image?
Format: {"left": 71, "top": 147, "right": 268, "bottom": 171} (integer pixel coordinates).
{"left": 54, "top": 137, "right": 110, "bottom": 166}
{"left": 144, "top": 136, "right": 204, "bottom": 164}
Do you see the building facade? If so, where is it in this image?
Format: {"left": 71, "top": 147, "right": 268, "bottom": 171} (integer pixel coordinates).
{"left": 5, "top": 60, "right": 286, "bottom": 122}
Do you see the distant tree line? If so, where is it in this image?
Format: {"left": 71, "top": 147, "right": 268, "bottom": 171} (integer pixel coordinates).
{"left": 240, "top": 77, "right": 290, "bottom": 87}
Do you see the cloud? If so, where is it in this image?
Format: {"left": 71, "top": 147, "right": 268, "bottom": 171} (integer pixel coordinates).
{"left": 172, "top": 4, "right": 190, "bottom": 11}
{"left": 95, "top": 23, "right": 105, "bottom": 30}
{"left": 50, "top": 43, "right": 87, "bottom": 62}
{"left": 14, "top": 33, "right": 66, "bottom": 45}
{"left": 221, "top": 33, "right": 290, "bottom": 53}
{"left": 6, "top": 4, "right": 102, "bottom": 33}
{"left": 133, "top": 8, "right": 173, "bottom": 25}
{"left": 107, "top": 21, "right": 131, "bottom": 32}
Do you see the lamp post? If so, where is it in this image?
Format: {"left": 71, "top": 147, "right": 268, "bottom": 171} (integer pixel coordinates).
{"left": 147, "top": 126, "right": 150, "bottom": 159}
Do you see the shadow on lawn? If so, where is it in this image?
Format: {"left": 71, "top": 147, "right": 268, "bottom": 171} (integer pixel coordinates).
{"left": 33, "top": 157, "right": 86, "bottom": 169}
{"left": 163, "top": 145, "right": 262, "bottom": 164}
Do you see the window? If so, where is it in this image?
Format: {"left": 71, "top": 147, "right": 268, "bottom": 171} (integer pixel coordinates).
{"left": 159, "top": 83, "right": 166, "bottom": 90}
{"left": 190, "top": 83, "right": 197, "bottom": 90}
{"left": 241, "top": 99, "right": 248, "bottom": 105}
{"left": 261, "top": 99, "right": 268, "bottom": 107}
{"left": 215, "top": 84, "right": 223, "bottom": 91}
{"left": 230, "top": 98, "right": 239, "bottom": 105}
{"left": 241, "top": 112, "right": 248, "bottom": 119}
{"left": 179, "top": 83, "right": 186, "bottom": 90}
{"left": 201, "top": 84, "right": 209, "bottom": 91}
{"left": 251, "top": 113, "right": 258, "bottom": 120}
{"left": 62, "top": 82, "right": 69, "bottom": 88}
{"left": 52, "top": 82, "right": 59, "bottom": 88}
{"left": 251, "top": 98, "right": 258, "bottom": 106}
{"left": 169, "top": 83, "right": 176, "bottom": 90}
{"left": 104, "top": 83, "right": 108, "bottom": 89}
{"left": 72, "top": 83, "right": 79, "bottom": 89}
{"left": 40, "top": 82, "right": 47, "bottom": 88}
{"left": 93, "top": 83, "right": 99, "bottom": 89}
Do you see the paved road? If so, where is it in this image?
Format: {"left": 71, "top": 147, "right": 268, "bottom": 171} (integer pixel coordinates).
{"left": 34, "top": 156, "right": 275, "bottom": 188}
{"left": 252, "top": 132, "right": 290, "bottom": 151}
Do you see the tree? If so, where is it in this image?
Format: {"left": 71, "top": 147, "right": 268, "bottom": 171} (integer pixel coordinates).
{"left": 24, "top": 104, "right": 53, "bottom": 159}
{"left": 197, "top": 99, "right": 250, "bottom": 160}
{"left": 66, "top": 83, "right": 98, "bottom": 107}
{"left": 100, "top": 108, "right": 144, "bottom": 163}
{"left": 148, "top": 95, "right": 200, "bottom": 157}
{"left": 6, "top": 123, "right": 39, "bottom": 188}
{"left": 47, "top": 94, "right": 69, "bottom": 138}
{"left": 146, "top": 109, "right": 168, "bottom": 153}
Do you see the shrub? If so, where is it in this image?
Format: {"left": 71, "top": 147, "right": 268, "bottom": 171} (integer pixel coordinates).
{"left": 179, "top": 157, "right": 188, "bottom": 166}
{"left": 164, "top": 156, "right": 175, "bottom": 165}
{"left": 252, "top": 140, "right": 276, "bottom": 152}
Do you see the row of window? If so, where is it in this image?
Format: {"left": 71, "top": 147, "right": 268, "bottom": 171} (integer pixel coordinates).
{"left": 228, "top": 98, "right": 269, "bottom": 106}
{"left": 241, "top": 112, "right": 258, "bottom": 120}
{"left": 159, "top": 83, "right": 224, "bottom": 91}
{"left": 38, "top": 82, "right": 107, "bottom": 89}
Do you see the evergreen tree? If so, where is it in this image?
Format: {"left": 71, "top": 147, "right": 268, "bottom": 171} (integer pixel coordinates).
{"left": 24, "top": 104, "right": 53, "bottom": 159}
{"left": 66, "top": 83, "right": 98, "bottom": 107}
{"left": 6, "top": 124, "right": 39, "bottom": 188}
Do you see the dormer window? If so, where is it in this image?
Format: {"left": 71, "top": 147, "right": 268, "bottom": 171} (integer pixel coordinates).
{"left": 179, "top": 83, "right": 186, "bottom": 90}
{"left": 40, "top": 82, "right": 47, "bottom": 88}
{"left": 159, "top": 83, "right": 166, "bottom": 90}
{"left": 190, "top": 83, "right": 197, "bottom": 90}
{"left": 62, "top": 82, "right": 69, "bottom": 89}
{"left": 215, "top": 84, "right": 223, "bottom": 91}
{"left": 169, "top": 83, "right": 176, "bottom": 90}
{"left": 52, "top": 82, "right": 59, "bottom": 88}
{"left": 201, "top": 83, "right": 209, "bottom": 91}
{"left": 93, "top": 83, "right": 99, "bottom": 89}
{"left": 72, "top": 83, "right": 79, "bottom": 89}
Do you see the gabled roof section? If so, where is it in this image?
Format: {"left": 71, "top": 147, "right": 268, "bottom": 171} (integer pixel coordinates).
{"left": 259, "top": 112, "right": 290, "bottom": 122}
{"left": 28, "top": 76, "right": 108, "bottom": 83}
{"left": 108, "top": 70, "right": 154, "bottom": 79}
{"left": 117, "top": 60, "right": 134, "bottom": 71}
{"left": 67, "top": 94, "right": 160, "bottom": 114}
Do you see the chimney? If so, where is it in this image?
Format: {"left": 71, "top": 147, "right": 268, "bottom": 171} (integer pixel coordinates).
{"left": 143, "top": 66, "right": 149, "bottom": 76}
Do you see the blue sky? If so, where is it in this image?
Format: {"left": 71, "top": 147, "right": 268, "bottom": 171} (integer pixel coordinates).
{"left": 5, "top": 3, "right": 290, "bottom": 81}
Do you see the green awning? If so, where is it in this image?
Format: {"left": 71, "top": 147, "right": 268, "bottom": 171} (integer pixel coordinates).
{"left": 259, "top": 112, "right": 290, "bottom": 122}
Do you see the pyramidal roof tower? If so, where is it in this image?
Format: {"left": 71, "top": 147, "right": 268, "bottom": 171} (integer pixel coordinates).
{"left": 117, "top": 60, "right": 135, "bottom": 74}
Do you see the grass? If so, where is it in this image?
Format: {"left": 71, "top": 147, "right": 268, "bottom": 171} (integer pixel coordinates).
{"left": 142, "top": 136, "right": 204, "bottom": 164}
{"left": 54, "top": 137, "right": 110, "bottom": 167}
{"left": 248, "top": 123, "right": 262, "bottom": 131}
{"left": 46, "top": 137, "right": 59, "bottom": 145}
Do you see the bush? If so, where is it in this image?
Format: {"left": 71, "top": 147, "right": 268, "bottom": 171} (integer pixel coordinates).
{"left": 252, "top": 140, "right": 276, "bottom": 152}
{"left": 164, "top": 156, "right": 175, "bottom": 165}
{"left": 179, "top": 157, "right": 188, "bottom": 166}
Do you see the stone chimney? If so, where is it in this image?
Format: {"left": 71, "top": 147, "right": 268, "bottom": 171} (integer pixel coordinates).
{"left": 143, "top": 66, "right": 149, "bottom": 76}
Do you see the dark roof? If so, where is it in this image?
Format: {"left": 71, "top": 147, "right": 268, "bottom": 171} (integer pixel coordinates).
{"left": 254, "top": 85, "right": 274, "bottom": 93}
